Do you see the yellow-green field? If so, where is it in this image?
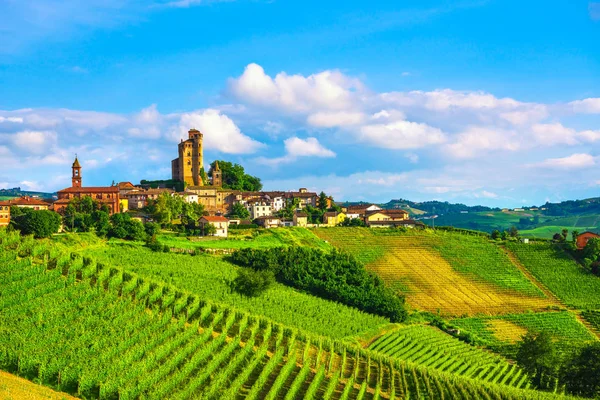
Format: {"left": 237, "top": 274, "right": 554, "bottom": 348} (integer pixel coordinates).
{"left": 314, "top": 228, "right": 558, "bottom": 316}
{"left": 0, "top": 371, "right": 77, "bottom": 400}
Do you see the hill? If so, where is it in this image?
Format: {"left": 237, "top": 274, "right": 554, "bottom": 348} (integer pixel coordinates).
{"left": 0, "top": 228, "right": 569, "bottom": 399}
{"left": 314, "top": 228, "right": 557, "bottom": 316}
{"left": 0, "top": 187, "right": 55, "bottom": 200}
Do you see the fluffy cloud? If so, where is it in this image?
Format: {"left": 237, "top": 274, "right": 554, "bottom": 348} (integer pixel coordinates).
{"left": 446, "top": 127, "right": 520, "bottom": 159}
{"left": 229, "top": 63, "right": 364, "bottom": 114}
{"left": 0, "top": 116, "right": 23, "bottom": 123}
{"left": 11, "top": 130, "right": 58, "bottom": 154}
{"left": 256, "top": 137, "right": 335, "bottom": 166}
{"left": 531, "top": 123, "right": 579, "bottom": 146}
{"left": 570, "top": 98, "right": 600, "bottom": 114}
{"left": 307, "top": 111, "right": 366, "bottom": 127}
{"left": 533, "top": 153, "right": 597, "bottom": 170}
{"left": 175, "top": 109, "right": 264, "bottom": 154}
{"left": 359, "top": 120, "right": 446, "bottom": 150}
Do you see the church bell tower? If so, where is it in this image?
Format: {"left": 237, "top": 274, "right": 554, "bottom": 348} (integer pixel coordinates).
{"left": 212, "top": 161, "right": 222, "bottom": 187}
{"left": 72, "top": 156, "right": 82, "bottom": 188}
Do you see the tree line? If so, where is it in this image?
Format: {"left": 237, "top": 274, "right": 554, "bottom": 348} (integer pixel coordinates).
{"left": 229, "top": 247, "right": 407, "bottom": 322}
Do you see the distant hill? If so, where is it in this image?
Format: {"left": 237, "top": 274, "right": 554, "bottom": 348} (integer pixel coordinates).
{"left": 0, "top": 187, "right": 56, "bottom": 201}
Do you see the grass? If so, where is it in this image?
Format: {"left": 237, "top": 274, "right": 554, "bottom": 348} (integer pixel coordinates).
{"left": 520, "top": 225, "right": 599, "bottom": 239}
{"left": 314, "top": 228, "right": 556, "bottom": 316}
{"left": 157, "top": 227, "right": 331, "bottom": 251}
{"left": 81, "top": 241, "right": 387, "bottom": 339}
{"left": 452, "top": 311, "right": 596, "bottom": 355}
{"left": 507, "top": 242, "right": 600, "bottom": 309}
{"left": 0, "top": 371, "right": 78, "bottom": 400}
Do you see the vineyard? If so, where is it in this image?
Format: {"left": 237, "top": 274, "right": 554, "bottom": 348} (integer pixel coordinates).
{"left": 506, "top": 242, "right": 600, "bottom": 309}
{"left": 368, "top": 325, "right": 530, "bottom": 388}
{"left": 81, "top": 242, "right": 387, "bottom": 338}
{"left": 314, "top": 228, "right": 557, "bottom": 316}
{"left": 451, "top": 311, "right": 597, "bottom": 352}
{"left": 0, "top": 228, "right": 575, "bottom": 399}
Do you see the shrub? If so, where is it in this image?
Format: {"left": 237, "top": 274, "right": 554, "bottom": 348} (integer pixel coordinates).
{"left": 230, "top": 268, "right": 275, "bottom": 297}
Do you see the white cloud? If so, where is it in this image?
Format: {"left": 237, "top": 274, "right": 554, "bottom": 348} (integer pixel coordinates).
{"left": 175, "top": 109, "right": 263, "bottom": 154}
{"left": 479, "top": 190, "right": 498, "bottom": 199}
{"left": 533, "top": 153, "right": 597, "bottom": 170}
{"left": 405, "top": 153, "right": 419, "bottom": 163}
{"left": 11, "top": 130, "right": 58, "bottom": 154}
{"left": 579, "top": 129, "right": 600, "bottom": 142}
{"left": 570, "top": 98, "right": 600, "bottom": 114}
{"left": 531, "top": 123, "right": 579, "bottom": 146}
{"left": 0, "top": 116, "right": 23, "bottom": 123}
{"left": 256, "top": 137, "right": 335, "bottom": 166}
{"left": 285, "top": 137, "right": 336, "bottom": 158}
{"left": 262, "top": 121, "right": 284, "bottom": 136}
{"left": 307, "top": 111, "right": 366, "bottom": 127}
{"left": 447, "top": 127, "right": 520, "bottom": 159}
{"left": 382, "top": 89, "right": 522, "bottom": 111}
{"left": 229, "top": 63, "right": 363, "bottom": 114}
{"left": 359, "top": 120, "right": 447, "bottom": 149}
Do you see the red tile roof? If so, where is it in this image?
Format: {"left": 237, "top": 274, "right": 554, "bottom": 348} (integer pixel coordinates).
{"left": 200, "top": 216, "right": 229, "bottom": 223}
{"left": 9, "top": 196, "right": 51, "bottom": 206}
{"left": 0, "top": 201, "right": 11, "bottom": 206}
{"left": 58, "top": 186, "right": 119, "bottom": 193}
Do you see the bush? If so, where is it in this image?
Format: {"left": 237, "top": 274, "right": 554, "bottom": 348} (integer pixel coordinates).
{"left": 230, "top": 268, "right": 275, "bottom": 297}
{"left": 230, "top": 247, "right": 407, "bottom": 322}
{"left": 11, "top": 209, "right": 61, "bottom": 238}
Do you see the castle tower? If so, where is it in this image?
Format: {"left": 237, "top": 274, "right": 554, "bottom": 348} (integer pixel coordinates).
{"left": 212, "top": 161, "right": 222, "bottom": 187}
{"left": 172, "top": 128, "right": 204, "bottom": 186}
{"left": 72, "top": 156, "right": 82, "bottom": 188}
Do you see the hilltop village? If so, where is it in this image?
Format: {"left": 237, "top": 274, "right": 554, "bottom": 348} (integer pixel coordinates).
{"left": 0, "top": 128, "right": 422, "bottom": 236}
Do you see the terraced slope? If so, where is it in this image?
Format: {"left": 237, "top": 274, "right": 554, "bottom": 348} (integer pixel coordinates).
{"left": 315, "top": 228, "right": 557, "bottom": 316}
{"left": 0, "top": 229, "right": 570, "bottom": 399}
{"left": 369, "top": 325, "right": 529, "bottom": 389}
{"left": 506, "top": 242, "right": 600, "bottom": 309}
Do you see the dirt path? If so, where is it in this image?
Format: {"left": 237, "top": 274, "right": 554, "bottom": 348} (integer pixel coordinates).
{"left": 0, "top": 371, "right": 78, "bottom": 400}
{"left": 502, "top": 246, "right": 600, "bottom": 340}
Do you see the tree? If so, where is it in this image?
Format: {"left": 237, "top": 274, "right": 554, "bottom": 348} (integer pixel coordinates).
{"left": 561, "top": 342, "right": 600, "bottom": 397}
{"left": 340, "top": 217, "right": 366, "bottom": 227}
{"left": 230, "top": 268, "right": 275, "bottom": 297}
{"left": 584, "top": 238, "right": 600, "bottom": 261}
{"left": 228, "top": 202, "right": 250, "bottom": 219}
{"left": 201, "top": 222, "right": 217, "bottom": 236}
{"left": 491, "top": 230, "right": 501, "bottom": 240}
{"left": 318, "top": 191, "right": 329, "bottom": 211}
{"left": 509, "top": 226, "right": 519, "bottom": 238}
{"left": 516, "top": 331, "right": 558, "bottom": 390}
{"left": 553, "top": 233, "right": 564, "bottom": 242}
{"left": 11, "top": 209, "right": 61, "bottom": 238}
{"left": 208, "top": 160, "right": 262, "bottom": 191}
{"left": 572, "top": 230, "right": 580, "bottom": 243}
{"left": 562, "top": 229, "right": 569, "bottom": 241}
{"left": 108, "top": 213, "right": 147, "bottom": 241}
{"left": 91, "top": 210, "right": 110, "bottom": 237}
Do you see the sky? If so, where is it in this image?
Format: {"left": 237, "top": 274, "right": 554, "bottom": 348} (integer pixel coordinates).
{"left": 0, "top": 0, "right": 599, "bottom": 207}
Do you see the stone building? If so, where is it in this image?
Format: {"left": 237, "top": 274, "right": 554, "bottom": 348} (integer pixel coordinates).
{"left": 8, "top": 196, "right": 51, "bottom": 210}
{"left": 171, "top": 128, "right": 204, "bottom": 187}
{"left": 0, "top": 201, "right": 10, "bottom": 226}
{"left": 54, "top": 157, "right": 120, "bottom": 215}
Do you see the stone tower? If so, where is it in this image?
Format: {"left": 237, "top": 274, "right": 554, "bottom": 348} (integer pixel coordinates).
{"left": 72, "top": 156, "right": 82, "bottom": 188}
{"left": 212, "top": 161, "right": 222, "bottom": 187}
{"left": 172, "top": 128, "right": 204, "bottom": 186}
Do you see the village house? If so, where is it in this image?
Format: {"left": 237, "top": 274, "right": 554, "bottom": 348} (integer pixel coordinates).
{"left": 254, "top": 215, "right": 281, "bottom": 229}
{"left": 9, "top": 196, "right": 51, "bottom": 210}
{"left": 199, "top": 215, "right": 229, "bottom": 237}
{"left": 323, "top": 211, "right": 347, "bottom": 227}
{"left": 364, "top": 209, "right": 422, "bottom": 228}
{"left": 293, "top": 211, "right": 308, "bottom": 227}
{"left": 180, "top": 191, "right": 199, "bottom": 204}
{"left": 123, "top": 188, "right": 175, "bottom": 210}
{"left": 249, "top": 203, "right": 272, "bottom": 219}
{"left": 117, "top": 182, "right": 137, "bottom": 196}
{"left": 53, "top": 157, "right": 121, "bottom": 215}
{"left": 0, "top": 201, "right": 10, "bottom": 227}
{"left": 576, "top": 231, "right": 600, "bottom": 249}
{"left": 285, "top": 188, "right": 317, "bottom": 209}
{"left": 346, "top": 204, "right": 382, "bottom": 219}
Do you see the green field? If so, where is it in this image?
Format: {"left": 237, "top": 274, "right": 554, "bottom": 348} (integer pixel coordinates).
{"left": 157, "top": 227, "right": 331, "bottom": 251}
{"left": 81, "top": 241, "right": 385, "bottom": 339}
{"left": 1, "top": 228, "right": 570, "bottom": 400}
{"left": 520, "top": 225, "right": 599, "bottom": 239}
{"left": 452, "top": 311, "right": 596, "bottom": 353}
{"left": 507, "top": 242, "right": 600, "bottom": 309}
{"left": 369, "top": 325, "right": 529, "bottom": 388}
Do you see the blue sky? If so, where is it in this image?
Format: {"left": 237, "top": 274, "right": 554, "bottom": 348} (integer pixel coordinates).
{"left": 0, "top": 0, "right": 599, "bottom": 206}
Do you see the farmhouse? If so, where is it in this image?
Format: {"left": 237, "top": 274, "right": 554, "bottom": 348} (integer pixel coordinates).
{"left": 576, "top": 231, "right": 600, "bottom": 249}
{"left": 0, "top": 201, "right": 10, "bottom": 226}
{"left": 323, "top": 211, "right": 346, "bottom": 227}
{"left": 54, "top": 157, "right": 121, "bottom": 215}
{"left": 293, "top": 212, "right": 308, "bottom": 227}
{"left": 346, "top": 204, "right": 382, "bottom": 219}
{"left": 199, "top": 215, "right": 229, "bottom": 237}
{"left": 8, "top": 196, "right": 51, "bottom": 210}
{"left": 255, "top": 216, "right": 281, "bottom": 229}
{"left": 365, "top": 209, "right": 423, "bottom": 228}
